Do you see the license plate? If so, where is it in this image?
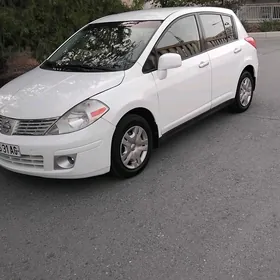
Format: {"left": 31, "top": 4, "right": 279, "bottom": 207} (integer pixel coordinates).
{"left": 0, "top": 143, "right": 21, "bottom": 157}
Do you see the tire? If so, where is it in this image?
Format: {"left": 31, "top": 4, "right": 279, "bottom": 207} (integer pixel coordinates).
{"left": 230, "top": 71, "right": 254, "bottom": 113}
{"left": 110, "top": 114, "right": 153, "bottom": 178}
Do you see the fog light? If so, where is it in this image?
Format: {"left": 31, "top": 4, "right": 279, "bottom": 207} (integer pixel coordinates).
{"left": 54, "top": 154, "right": 77, "bottom": 170}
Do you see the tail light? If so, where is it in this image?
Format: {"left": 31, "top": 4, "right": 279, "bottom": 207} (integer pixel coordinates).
{"left": 245, "top": 37, "right": 257, "bottom": 49}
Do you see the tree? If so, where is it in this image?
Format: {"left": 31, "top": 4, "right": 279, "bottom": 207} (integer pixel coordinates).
{"left": 148, "top": 0, "right": 192, "bottom": 7}
{"left": 0, "top": 0, "right": 132, "bottom": 69}
{"left": 145, "top": 0, "right": 243, "bottom": 11}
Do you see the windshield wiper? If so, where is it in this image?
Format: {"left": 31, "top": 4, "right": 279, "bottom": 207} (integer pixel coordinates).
{"left": 57, "top": 64, "right": 96, "bottom": 72}
{"left": 84, "top": 65, "right": 119, "bottom": 72}
{"left": 42, "top": 61, "right": 119, "bottom": 72}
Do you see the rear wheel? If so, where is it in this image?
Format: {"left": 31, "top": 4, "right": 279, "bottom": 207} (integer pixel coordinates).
{"left": 111, "top": 114, "right": 153, "bottom": 178}
{"left": 230, "top": 71, "right": 254, "bottom": 113}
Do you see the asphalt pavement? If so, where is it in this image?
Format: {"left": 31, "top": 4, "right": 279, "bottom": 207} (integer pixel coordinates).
{"left": 1, "top": 38, "right": 280, "bottom": 280}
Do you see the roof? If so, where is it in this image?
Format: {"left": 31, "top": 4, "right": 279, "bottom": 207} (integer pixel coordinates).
{"left": 92, "top": 7, "right": 233, "bottom": 23}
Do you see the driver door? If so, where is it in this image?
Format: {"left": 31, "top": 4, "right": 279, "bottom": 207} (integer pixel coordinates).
{"left": 151, "top": 14, "right": 212, "bottom": 134}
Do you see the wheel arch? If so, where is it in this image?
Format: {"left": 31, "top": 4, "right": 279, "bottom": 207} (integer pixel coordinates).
{"left": 115, "top": 107, "right": 160, "bottom": 149}
{"left": 241, "top": 65, "right": 256, "bottom": 91}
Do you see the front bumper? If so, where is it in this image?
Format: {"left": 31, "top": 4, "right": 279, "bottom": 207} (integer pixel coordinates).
{"left": 0, "top": 118, "right": 115, "bottom": 179}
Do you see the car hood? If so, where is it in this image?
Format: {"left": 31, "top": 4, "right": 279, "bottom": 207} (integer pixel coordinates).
{"left": 0, "top": 67, "right": 124, "bottom": 119}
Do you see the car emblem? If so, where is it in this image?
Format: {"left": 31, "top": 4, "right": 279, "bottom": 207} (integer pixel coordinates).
{"left": 1, "top": 119, "right": 12, "bottom": 134}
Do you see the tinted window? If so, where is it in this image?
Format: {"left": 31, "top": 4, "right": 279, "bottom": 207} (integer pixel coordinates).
{"left": 143, "top": 48, "right": 157, "bottom": 73}
{"left": 222, "top": 15, "right": 236, "bottom": 41}
{"left": 156, "top": 15, "right": 201, "bottom": 60}
{"left": 41, "top": 21, "right": 162, "bottom": 72}
{"left": 200, "top": 14, "right": 227, "bottom": 49}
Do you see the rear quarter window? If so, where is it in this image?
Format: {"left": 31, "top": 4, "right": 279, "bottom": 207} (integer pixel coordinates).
{"left": 222, "top": 15, "right": 238, "bottom": 41}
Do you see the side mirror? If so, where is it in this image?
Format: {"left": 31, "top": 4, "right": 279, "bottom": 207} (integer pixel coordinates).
{"left": 157, "top": 53, "right": 182, "bottom": 80}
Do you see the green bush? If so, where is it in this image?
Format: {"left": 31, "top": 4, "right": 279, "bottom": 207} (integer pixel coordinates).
{"left": 259, "top": 20, "right": 280, "bottom": 32}
{"left": 0, "top": 0, "right": 132, "bottom": 68}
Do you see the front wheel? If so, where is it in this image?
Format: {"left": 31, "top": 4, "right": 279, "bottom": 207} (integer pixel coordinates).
{"left": 230, "top": 71, "right": 254, "bottom": 113}
{"left": 111, "top": 114, "right": 153, "bottom": 178}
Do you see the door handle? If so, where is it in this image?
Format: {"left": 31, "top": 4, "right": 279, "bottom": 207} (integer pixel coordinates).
{"left": 234, "top": 47, "right": 242, "bottom": 54}
{"left": 199, "top": 61, "right": 209, "bottom": 68}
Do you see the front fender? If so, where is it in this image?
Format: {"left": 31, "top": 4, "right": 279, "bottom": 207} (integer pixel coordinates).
{"left": 97, "top": 73, "right": 162, "bottom": 136}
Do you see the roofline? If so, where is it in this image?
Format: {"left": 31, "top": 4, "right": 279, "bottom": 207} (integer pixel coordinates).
{"left": 91, "top": 7, "right": 189, "bottom": 24}
{"left": 91, "top": 7, "right": 234, "bottom": 24}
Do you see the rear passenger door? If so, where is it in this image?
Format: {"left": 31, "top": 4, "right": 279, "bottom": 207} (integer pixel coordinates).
{"left": 148, "top": 15, "right": 212, "bottom": 134}
{"left": 198, "top": 13, "right": 243, "bottom": 108}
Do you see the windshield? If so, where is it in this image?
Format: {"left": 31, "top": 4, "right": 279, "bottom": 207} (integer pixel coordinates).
{"left": 41, "top": 20, "right": 162, "bottom": 72}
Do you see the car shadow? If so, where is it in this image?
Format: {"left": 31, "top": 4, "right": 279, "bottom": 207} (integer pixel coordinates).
{"left": 1, "top": 107, "right": 235, "bottom": 194}
{"left": 1, "top": 168, "right": 119, "bottom": 193}
{"left": 154, "top": 107, "right": 232, "bottom": 150}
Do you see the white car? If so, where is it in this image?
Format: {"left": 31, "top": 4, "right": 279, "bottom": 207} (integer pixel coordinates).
{"left": 0, "top": 7, "right": 258, "bottom": 179}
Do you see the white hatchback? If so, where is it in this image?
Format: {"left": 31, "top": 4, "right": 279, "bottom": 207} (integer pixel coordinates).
{"left": 0, "top": 7, "right": 258, "bottom": 179}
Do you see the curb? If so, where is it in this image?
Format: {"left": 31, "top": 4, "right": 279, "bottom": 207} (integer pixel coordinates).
{"left": 248, "top": 31, "right": 280, "bottom": 38}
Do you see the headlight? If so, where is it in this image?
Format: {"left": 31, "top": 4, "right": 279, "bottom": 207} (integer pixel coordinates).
{"left": 46, "top": 99, "right": 109, "bottom": 135}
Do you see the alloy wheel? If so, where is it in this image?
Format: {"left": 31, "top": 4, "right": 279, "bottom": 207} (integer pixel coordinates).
{"left": 120, "top": 126, "right": 148, "bottom": 170}
{"left": 239, "top": 77, "right": 252, "bottom": 107}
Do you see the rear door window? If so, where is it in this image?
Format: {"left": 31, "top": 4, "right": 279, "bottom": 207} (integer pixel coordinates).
{"left": 199, "top": 14, "right": 228, "bottom": 49}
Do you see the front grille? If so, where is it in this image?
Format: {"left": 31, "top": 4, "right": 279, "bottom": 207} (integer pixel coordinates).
{"left": 14, "top": 119, "right": 57, "bottom": 136}
{"left": 0, "top": 115, "right": 57, "bottom": 136}
{"left": 0, "top": 153, "right": 44, "bottom": 169}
